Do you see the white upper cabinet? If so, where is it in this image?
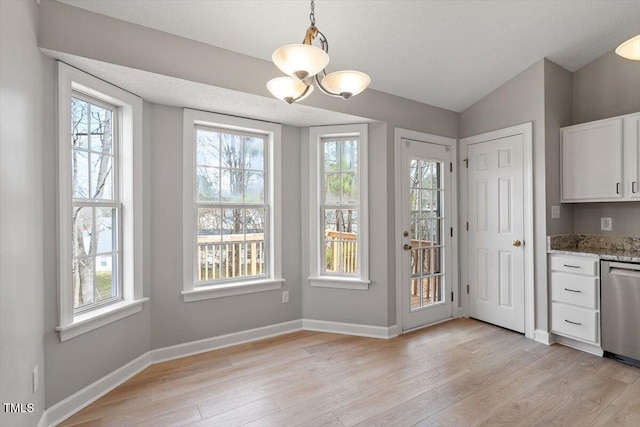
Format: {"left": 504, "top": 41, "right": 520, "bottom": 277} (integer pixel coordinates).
{"left": 561, "top": 112, "right": 640, "bottom": 202}
{"left": 623, "top": 113, "right": 640, "bottom": 200}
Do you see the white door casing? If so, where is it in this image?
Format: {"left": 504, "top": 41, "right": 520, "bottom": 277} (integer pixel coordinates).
{"left": 394, "top": 129, "right": 458, "bottom": 332}
{"left": 460, "top": 123, "right": 534, "bottom": 337}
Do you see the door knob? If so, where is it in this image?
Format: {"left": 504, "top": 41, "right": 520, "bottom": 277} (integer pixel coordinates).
{"left": 403, "top": 244, "right": 413, "bottom": 251}
{"left": 512, "top": 240, "right": 522, "bottom": 247}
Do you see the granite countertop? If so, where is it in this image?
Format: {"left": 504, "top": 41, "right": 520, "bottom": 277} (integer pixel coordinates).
{"left": 547, "top": 234, "right": 640, "bottom": 263}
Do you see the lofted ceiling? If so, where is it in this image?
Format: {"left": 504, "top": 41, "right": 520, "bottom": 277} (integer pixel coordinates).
{"left": 57, "top": 0, "right": 640, "bottom": 113}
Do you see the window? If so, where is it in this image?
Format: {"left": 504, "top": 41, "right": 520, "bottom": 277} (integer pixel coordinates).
{"left": 56, "top": 63, "right": 146, "bottom": 342}
{"left": 309, "top": 125, "right": 369, "bottom": 289}
{"left": 183, "top": 110, "right": 283, "bottom": 302}
{"left": 70, "top": 94, "right": 120, "bottom": 312}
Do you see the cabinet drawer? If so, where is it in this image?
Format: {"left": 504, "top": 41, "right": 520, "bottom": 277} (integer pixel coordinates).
{"left": 551, "top": 303, "right": 598, "bottom": 343}
{"left": 551, "top": 272, "right": 598, "bottom": 309}
{"left": 551, "top": 256, "right": 598, "bottom": 276}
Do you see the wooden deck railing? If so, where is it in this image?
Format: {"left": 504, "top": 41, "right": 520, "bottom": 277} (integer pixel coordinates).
{"left": 324, "top": 230, "right": 358, "bottom": 273}
{"left": 197, "top": 233, "right": 265, "bottom": 281}
{"left": 410, "top": 240, "right": 440, "bottom": 303}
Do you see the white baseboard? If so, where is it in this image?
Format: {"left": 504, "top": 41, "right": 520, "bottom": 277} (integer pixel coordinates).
{"left": 302, "top": 319, "right": 398, "bottom": 339}
{"left": 37, "top": 410, "right": 47, "bottom": 427}
{"left": 46, "top": 352, "right": 153, "bottom": 427}
{"left": 553, "top": 335, "right": 603, "bottom": 357}
{"left": 151, "top": 319, "right": 303, "bottom": 363}
{"left": 534, "top": 329, "right": 552, "bottom": 345}
{"left": 44, "top": 318, "right": 398, "bottom": 426}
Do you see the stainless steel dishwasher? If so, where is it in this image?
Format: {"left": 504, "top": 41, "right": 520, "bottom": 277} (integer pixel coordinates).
{"left": 601, "top": 260, "right": 640, "bottom": 366}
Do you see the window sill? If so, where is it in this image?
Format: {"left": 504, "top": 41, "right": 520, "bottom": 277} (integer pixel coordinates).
{"left": 182, "top": 278, "right": 285, "bottom": 302}
{"left": 308, "top": 276, "right": 370, "bottom": 290}
{"left": 56, "top": 297, "right": 149, "bottom": 342}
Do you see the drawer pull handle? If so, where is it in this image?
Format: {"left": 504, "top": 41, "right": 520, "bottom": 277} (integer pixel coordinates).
{"left": 564, "top": 288, "right": 581, "bottom": 293}
{"left": 564, "top": 319, "right": 582, "bottom": 326}
{"left": 616, "top": 182, "right": 621, "bottom": 194}
{"left": 633, "top": 181, "right": 638, "bottom": 194}
{"left": 563, "top": 264, "right": 581, "bottom": 269}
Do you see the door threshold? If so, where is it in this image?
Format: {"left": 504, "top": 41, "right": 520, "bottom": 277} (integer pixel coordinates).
{"left": 402, "top": 316, "right": 455, "bottom": 334}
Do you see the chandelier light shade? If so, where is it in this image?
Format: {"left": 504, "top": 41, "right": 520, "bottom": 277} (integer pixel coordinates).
{"left": 615, "top": 34, "right": 640, "bottom": 61}
{"left": 321, "top": 71, "right": 371, "bottom": 99}
{"left": 267, "top": 0, "right": 370, "bottom": 104}
{"left": 272, "top": 44, "right": 330, "bottom": 80}
{"left": 266, "top": 76, "right": 314, "bottom": 104}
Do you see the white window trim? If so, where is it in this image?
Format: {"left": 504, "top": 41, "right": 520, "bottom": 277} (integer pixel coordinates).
{"left": 182, "top": 109, "right": 283, "bottom": 302}
{"left": 56, "top": 62, "right": 146, "bottom": 342}
{"left": 308, "top": 124, "right": 369, "bottom": 290}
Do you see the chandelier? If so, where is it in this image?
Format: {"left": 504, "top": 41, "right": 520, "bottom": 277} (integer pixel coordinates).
{"left": 616, "top": 34, "right": 640, "bottom": 61}
{"left": 266, "top": 0, "right": 371, "bottom": 104}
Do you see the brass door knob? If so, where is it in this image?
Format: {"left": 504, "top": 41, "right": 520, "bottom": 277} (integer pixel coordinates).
{"left": 512, "top": 240, "right": 522, "bottom": 247}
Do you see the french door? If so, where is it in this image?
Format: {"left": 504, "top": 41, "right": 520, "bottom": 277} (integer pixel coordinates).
{"left": 400, "top": 138, "right": 454, "bottom": 330}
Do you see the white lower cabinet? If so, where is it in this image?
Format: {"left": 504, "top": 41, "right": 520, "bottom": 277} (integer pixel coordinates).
{"left": 549, "top": 254, "right": 602, "bottom": 355}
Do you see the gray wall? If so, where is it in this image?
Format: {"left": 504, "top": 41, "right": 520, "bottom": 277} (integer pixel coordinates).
{"left": 544, "top": 60, "right": 574, "bottom": 235}
{"left": 571, "top": 49, "right": 640, "bottom": 237}
{"left": 573, "top": 50, "right": 640, "bottom": 125}
{"left": 148, "top": 104, "right": 302, "bottom": 349}
{"left": 42, "top": 58, "right": 153, "bottom": 407}
{"left": 301, "top": 123, "right": 390, "bottom": 327}
{"left": 0, "top": 1, "right": 46, "bottom": 426}
{"left": 460, "top": 60, "right": 549, "bottom": 331}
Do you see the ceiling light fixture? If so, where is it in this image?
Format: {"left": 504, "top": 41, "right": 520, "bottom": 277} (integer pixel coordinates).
{"left": 615, "top": 34, "right": 640, "bottom": 61}
{"left": 267, "top": 0, "right": 371, "bottom": 104}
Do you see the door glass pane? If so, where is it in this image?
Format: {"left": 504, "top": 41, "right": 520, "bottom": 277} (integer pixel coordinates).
{"left": 409, "top": 158, "right": 445, "bottom": 310}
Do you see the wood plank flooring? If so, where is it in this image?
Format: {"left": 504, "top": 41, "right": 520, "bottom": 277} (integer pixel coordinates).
{"left": 59, "top": 318, "right": 640, "bottom": 427}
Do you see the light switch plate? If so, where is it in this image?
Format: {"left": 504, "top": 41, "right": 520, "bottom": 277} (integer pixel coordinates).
{"left": 551, "top": 206, "right": 560, "bottom": 219}
{"left": 601, "top": 217, "right": 613, "bottom": 231}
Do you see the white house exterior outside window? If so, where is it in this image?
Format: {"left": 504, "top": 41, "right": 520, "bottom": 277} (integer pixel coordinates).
{"left": 308, "top": 124, "right": 369, "bottom": 289}
{"left": 56, "top": 63, "right": 146, "bottom": 342}
{"left": 182, "top": 109, "right": 283, "bottom": 302}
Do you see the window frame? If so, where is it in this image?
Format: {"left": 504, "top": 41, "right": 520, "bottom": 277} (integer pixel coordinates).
{"left": 182, "top": 109, "right": 283, "bottom": 302}
{"left": 56, "top": 62, "right": 146, "bottom": 342}
{"left": 308, "top": 124, "right": 369, "bottom": 290}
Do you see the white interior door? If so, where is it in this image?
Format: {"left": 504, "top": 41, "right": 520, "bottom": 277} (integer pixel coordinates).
{"left": 401, "top": 138, "right": 453, "bottom": 330}
{"left": 468, "top": 134, "right": 525, "bottom": 333}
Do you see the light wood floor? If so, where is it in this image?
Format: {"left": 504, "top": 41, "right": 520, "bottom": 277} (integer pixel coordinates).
{"left": 59, "top": 318, "right": 640, "bottom": 427}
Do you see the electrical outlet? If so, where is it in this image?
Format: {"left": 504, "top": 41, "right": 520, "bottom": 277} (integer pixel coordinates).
{"left": 551, "top": 205, "right": 560, "bottom": 219}
{"left": 282, "top": 290, "right": 289, "bottom": 303}
{"left": 32, "top": 366, "right": 38, "bottom": 393}
{"left": 601, "top": 217, "right": 613, "bottom": 231}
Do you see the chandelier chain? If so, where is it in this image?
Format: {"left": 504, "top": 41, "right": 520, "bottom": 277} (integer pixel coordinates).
{"left": 309, "top": 0, "right": 316, "bottom": 26}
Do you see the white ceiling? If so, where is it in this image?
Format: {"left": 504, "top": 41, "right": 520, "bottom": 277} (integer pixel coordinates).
{"left": 58, "top": 0, "right": 640, "bottom": 113}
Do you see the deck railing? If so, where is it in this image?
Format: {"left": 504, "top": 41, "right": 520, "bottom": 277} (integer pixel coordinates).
{"left": 197, "top": 233, "right": 265, "bottom": 281}
{"left": 324, "top": 230, "right": 358, "bottom": 273}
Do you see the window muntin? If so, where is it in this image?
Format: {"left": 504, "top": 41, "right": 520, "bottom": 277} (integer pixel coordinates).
{"left": 194, "top": 126, "right": 269, "bottom": 285}
{"left": 320, "top": 136, "right": 360, "bottom": 275}
{"left": 71, "top": 94, "right": 122, "bottom": 312}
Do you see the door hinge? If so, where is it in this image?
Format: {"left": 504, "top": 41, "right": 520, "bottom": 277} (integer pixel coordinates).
{"left": 466, "top": 284, "right": 470, "bottom": 294}
{"left": 466, "top": 222, "right": 469, "bottom": 231}
{"left": 450, "top": 162, "right": 453, "bottom": 172}
{"left": 451, "top": 291, "right": 454, "bottom": 302}
{"left": 450, "top": 227, "right": 453, "bottom": 237}
{"left": 463, "top": 158, "right": 468, "bottom": 168}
